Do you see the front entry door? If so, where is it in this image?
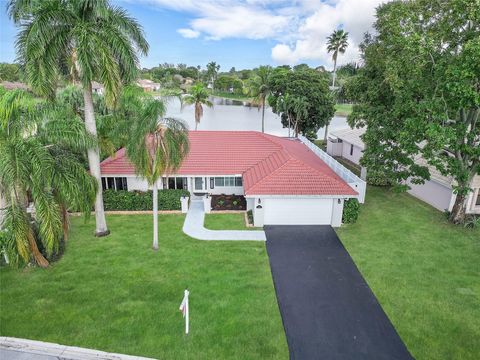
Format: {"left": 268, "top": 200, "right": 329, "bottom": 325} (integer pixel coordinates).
{"left": 194, "top": 177, "right": 204, "bottom": 191}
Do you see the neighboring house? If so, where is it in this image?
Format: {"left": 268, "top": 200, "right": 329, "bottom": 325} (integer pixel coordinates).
{"left": 1, "top": 81, "right": 29, "bottom": 91}
{"left": 327, "top": 127, "right": 480, "bottom": 214}
{"left": 100, "top": 131, "right": 366, "bottom": 227}
{"left": 91, "top": 81, "right": 104, "bottom": 95}
{"left": 137, "top": 79, "right": 161, "bottom": 92}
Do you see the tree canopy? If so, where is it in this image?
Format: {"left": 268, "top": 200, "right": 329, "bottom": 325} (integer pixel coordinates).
{"left": 348, "top": 0, "right": 480, "bottom": 223}
{"left": 268, "top": 66, "right": 335, "bottom": 138}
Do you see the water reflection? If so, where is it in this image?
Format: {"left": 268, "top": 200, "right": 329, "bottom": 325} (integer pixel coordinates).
{"left": 163, "top": 96, "right": 349, "bottom": 139}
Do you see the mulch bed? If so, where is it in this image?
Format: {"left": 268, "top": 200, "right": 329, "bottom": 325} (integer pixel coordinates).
{"left": 211, "top": 194, "right": 246, "bottom": 211}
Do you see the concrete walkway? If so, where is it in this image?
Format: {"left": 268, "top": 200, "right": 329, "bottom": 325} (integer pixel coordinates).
{"left": 182, "top": 200, "right": 266, "bottom": 241}
{"left": 0, "top": 337, "right": 155, "bottom": 360}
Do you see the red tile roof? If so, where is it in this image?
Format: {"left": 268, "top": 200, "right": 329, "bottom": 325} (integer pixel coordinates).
{"left": 100, "top": 131, "right": 357, "bottom": 196}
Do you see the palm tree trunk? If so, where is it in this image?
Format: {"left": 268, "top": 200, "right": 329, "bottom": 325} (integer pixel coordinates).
{"left": 332, "top": 57, "right": 338, "bottom": 88}
{"left": 28, "top": 230, "right": 49, "bottom": 268}
{"left": 261, "top": 98, "right": 265, "bottom": 133}
{"left": 152, "top": 181, "right": 159, "bottom": 250}
{"left": 83, "top": 82, "right": 109, "bottom": 237}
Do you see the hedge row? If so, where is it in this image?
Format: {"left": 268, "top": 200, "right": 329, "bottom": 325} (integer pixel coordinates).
{"left": 342, "top": 198, "right": 360, "bottom": 224}
{"left": 103, "top": 189, "right": 189, "bottom": 211}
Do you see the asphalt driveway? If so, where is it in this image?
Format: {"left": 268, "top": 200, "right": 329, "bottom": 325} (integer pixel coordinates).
{"left": 265, "top": 225, "right": 413, "bottom": 360}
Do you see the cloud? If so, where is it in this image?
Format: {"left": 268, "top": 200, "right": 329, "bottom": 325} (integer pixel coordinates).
{"left": 177, "top": 28, "right": 200, "bottom": 38}
{"left": 271, "top": 0, "right": 387, "bottom": 67}
{"left": 132, "top": 0, "right": 389, "bottom": 66}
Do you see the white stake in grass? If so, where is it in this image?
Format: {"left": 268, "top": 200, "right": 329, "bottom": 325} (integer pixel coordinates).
{"left": 179, "top": 289, "right": 189, "bottom": 334}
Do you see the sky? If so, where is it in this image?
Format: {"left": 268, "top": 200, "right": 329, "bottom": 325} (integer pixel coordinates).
{"left": 0, "top": 0, "right": 388, "bottom": 71}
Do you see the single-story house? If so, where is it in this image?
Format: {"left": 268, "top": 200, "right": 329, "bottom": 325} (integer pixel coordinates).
{"left": 92, "top": 81, "right": 104, "bottom": 95}
{"left": 137, "top": 79, "right": 161, "bottom": 92}
{"left": 100, "top": 131, "right": 366, "bottom": 227}
{"left": 327, "top": 127, "right": 480, "bottom": 214}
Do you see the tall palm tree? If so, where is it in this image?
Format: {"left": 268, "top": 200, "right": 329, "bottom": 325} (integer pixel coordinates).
{"left": 206, "top": 61, "right": 220, "bottom": 92}
{"left": 123, "top": 96, "right": 189, "bottom": 250}
{"left": 277, "top": 93, "right": 293, "bottom": 137}
{"left": 326, "top": 29, "right": 349, "bottom": 89}
{"left": 0, "top": 89, "right": 96, "bottom": 267}
{"left": 9, "top": 0, "right": 149, "bottom": 237}
{"left": 247, "top": 66, "right": 272, "bottom": 133}
{"left": 184, "top": 83, "right": 213, "bottom": 130}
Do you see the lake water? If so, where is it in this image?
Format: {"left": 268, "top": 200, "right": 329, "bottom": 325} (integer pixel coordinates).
{"left": 163, "top": 96, "right": 349, "bottom": 139}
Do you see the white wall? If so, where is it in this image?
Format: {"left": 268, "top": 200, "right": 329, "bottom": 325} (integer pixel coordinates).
{"left": 262, "top": 198, "right": 334, "bottom": 225}
{"left": 341, "top": 141, "right": 363, "bottom": 166}
{"left": 126, "top": 176, "right": 149, "bottom": 191}
{"left": 331, "top": 199, "right": 344, "bottom": 227}
{"left": 327, "top": 140, "right": 343, "bottom": 157}
{"left": 407, "top": 179, "right": 453, "bottom": 212}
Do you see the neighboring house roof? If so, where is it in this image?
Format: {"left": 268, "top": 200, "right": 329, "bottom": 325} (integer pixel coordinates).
{"left": 1, "top": 81, "right": 29, "bottom": 90}
{"left": 100, "top": 131, "right": 357, "bottom": 196}
{"left": 413, "top": 155, "right": 454, "bottom": 187}
{"left": 330, "top": 127, "right": 366, "bottom": 150}
{"left": 137, "top": 79, "right": 160, "bottom": 87}
{"left": 91, "top": 81, "right": 103, "bottom": 90}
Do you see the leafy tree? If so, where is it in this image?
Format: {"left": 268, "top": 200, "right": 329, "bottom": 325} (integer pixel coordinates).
{"left": 122, "top": 95, "right": 189, "bottom": 250}
{"left": 348, "top": 0, "right": 480, "bottom": 224}
{"left": 246, "top": 66, "right": 272, "bottom": 133}
{"left": 326, "top": 29, "right": 349, "bottom": 88}
{"left": 216, "top": 75, "right": 243, "bottom": 94}
{"left": 184, "top": 83, "right": 213, "bottom": 130}
{"left": 206, "top": 61, "right": 220, "bottom": 91}
{"left": 9, "top": 0, "right": 149, "bottom": 236}
{"left": 0, "top": 89, "right": 96, "bottom": 267}
{"left": 291, "top": 96, "right": 309, "bottom": 137}
{"left": 0, "top": 63, "right": 22, "bottom": 82}
{"left": 269, "top": 66, "right": 335, "bottom": 139}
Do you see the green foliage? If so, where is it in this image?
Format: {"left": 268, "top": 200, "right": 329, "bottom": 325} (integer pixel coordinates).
{"left": 342, "top": 198, "right": 360, "bottom": 224}
{"left": 215, "top": 75, "right": 244, "bottom": 94}
{"left": 247, "top": 210, "right": 254, "bottom": 225}
{"left": 366, "top": 170, "right": 393, "bottom": 187}
{"left": 463, "top": 215, "right": 479, "bottom": 229}
{"left": 102, "top": 190, "right": 189, "bottom": 211}
{"left": 348, "top": 0, "right": 480, "bottom": 222}
{"left": 0, "top": 63, "right": 22, "bottom": 82}
{"left": 269, "top": 66, "right": 335, "bottom": 136}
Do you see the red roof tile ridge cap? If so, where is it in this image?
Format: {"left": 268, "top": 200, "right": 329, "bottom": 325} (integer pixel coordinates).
{"left": 244, "top": 158, "right": 298, "bottom": 193}
{"left": 100, "top": 148, "right": 126, "bottom": 166}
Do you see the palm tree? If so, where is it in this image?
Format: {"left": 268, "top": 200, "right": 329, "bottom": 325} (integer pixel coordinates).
{"left": 206, "top": 61, "right": 220, "bottom": 92}
{"left": 326, "top": 29, "right": 349, "bottom": 89}
{"left": 247, "top": 66, "right": 272, "bottom": 133}
{"left": 277, "top": 93, "right": 294, "bottom": 137}
{"left": 123, "top": 96, "right": 189, "bottom": 250}
{"left": 184, "top": 83, "right": 213, "bottom": 130}
{"left": 0, "top": 89, "right": 96, "bottom": 267}
{"left": 8, "top": 0, "right": 149, "bottom": 237}
{"left": 291, "top": 96, "right": 309, "bottom": 137}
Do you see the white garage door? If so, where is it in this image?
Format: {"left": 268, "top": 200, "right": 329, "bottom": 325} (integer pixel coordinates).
{"left": 264, "top": 198, "right": 334, "bottom": 225}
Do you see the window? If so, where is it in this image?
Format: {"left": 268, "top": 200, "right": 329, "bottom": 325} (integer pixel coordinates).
{"left": 214, "top": 176, "right": 243, "bottom": 187}
{"left": 476, "top": 191, "right": 480, "bottom": 206}
{"left": 215, "top": 177, "right": 224, "bottom": 186}
{"left": 115, "top": 177, "right": 127, "bottom": 191}
{"left": 350, "top": 144, "right": 354, "bottom": 156}
{"left": 176, "top": 177, "right": 188, "bottom": 190}
{"left": 168, "top": 177, "right": 176, "bottom": 189}
{"left": 225, "top": 177, "right": 235, "bottom": 186}
{"left": 101, "top": 177, "right": 128, "bottom": 191}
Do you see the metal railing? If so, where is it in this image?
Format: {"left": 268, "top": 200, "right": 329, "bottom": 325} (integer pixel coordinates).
{"left": 298, "top": 135, "right": 366, "bottom": 203}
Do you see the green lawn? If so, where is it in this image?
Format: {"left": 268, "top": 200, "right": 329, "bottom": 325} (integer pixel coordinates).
{"left": 335, "top": 103, "right": 353, "bottom": 116}
{"left": 204, "top": 213, "right": 257, "bottom": 230}
{"left": 0, "top": 215, "right": 288, "bottom": 359}
{"left": 211, "top": 91, "right": 253, "bottom": 102}
{"left": 337, "top": 186, "right": 480, "bottom": 360}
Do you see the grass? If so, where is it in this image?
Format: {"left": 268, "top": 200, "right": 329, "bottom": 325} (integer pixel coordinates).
{"left": 204, "top": 213, "right": 258, "bottom": 230}
{"left": 313, "top": 139, "right": 326, "bottom": 151}
{"left": 0, "top": 215, "right": 288, "bottom": 360}
{"left": 335, "top": 103, "right": 353, "bottom": 116}
{"left": 337, "top": 186, "right": 480, "bottom": 360}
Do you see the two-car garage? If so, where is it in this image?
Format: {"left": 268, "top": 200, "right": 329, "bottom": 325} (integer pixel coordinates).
{"left": 250, "top": 197, "right": 345, "bottom": 227}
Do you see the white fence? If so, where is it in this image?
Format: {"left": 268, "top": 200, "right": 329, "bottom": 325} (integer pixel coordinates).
{"left": 299, "top": 136, "right": 366, "bottom": 203}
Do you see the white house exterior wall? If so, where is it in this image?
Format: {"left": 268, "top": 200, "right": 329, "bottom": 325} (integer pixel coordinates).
{"left": 126, "top": 176, "right": 150, "bottom": 191}
{"left": 341, "top": 141, "right": 363, "bottom": 166}
{"left": 262, "top": 198, "right": 334, "bottom": 225}
{"left": 407, "top": 179, "right": 453, "bottom": 212}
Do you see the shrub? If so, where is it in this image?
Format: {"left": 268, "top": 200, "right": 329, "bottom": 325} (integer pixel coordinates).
{"left": 102, "top": 189, "right": 189, "bottom": 211}
{"left": 246, "top": 210, "right": 254, "bottom": 225}
{"left": 342, "top": 198, "right": 360, "bottom": 224}
{"left": 463, "top": 215, "right": 480, "bottom": 229}
{"left": 366, "top": 170, "right": 393, "bottom": 186}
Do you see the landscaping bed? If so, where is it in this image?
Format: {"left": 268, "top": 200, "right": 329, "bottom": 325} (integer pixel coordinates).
{"left": 211, "top": 194, "right": 246, "bottom": 211}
